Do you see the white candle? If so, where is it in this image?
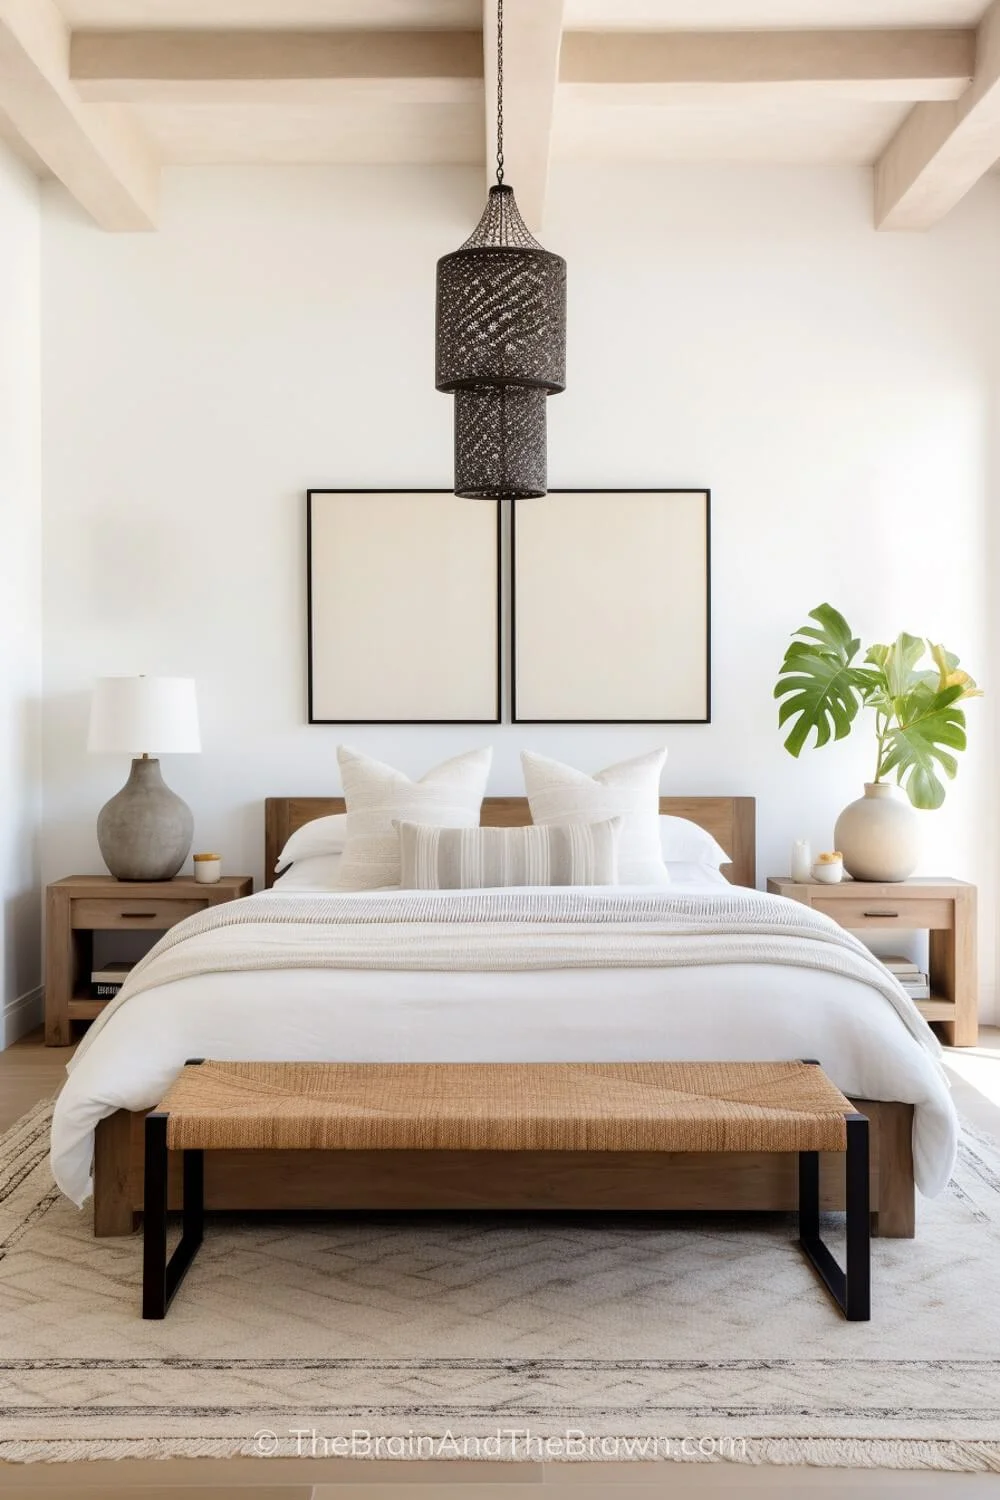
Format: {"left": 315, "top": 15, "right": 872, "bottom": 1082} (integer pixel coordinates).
{"left": 791, "top": 839, "right": 812, "bottom": 881}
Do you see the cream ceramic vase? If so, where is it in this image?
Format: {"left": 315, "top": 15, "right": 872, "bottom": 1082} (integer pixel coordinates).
{"left": 833, "top": 782, "right": 920, "bottom": 883}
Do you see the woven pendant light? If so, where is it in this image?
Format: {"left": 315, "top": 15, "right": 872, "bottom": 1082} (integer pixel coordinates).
{"left": 435, "top": 0, "right": 566, "bottom": 499}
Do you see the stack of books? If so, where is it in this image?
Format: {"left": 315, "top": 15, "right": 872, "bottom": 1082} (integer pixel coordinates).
{"left": 881, "top": 954, "right": 930, "bottom": 1002}
{"left": 91, "top": 961, "right": 135, "bottom": 1000}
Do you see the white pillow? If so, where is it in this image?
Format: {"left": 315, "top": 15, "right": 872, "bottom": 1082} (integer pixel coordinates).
{"left": 273, "top": 854, "right": 343, "bottom": 891}
{"left": 659, "top": 816, "right": 729, "bottom": 869}
{"left": 664, "top": 861, "right": 731, "bottom": 890}
{"left": 336, "top": 745, "right": 493, "bottom": 891}
{"left": 275, "top": 813, "right": 347, "bottom": 872}
{"left": 521, "top": 748, "right": 669, "bottom": 886}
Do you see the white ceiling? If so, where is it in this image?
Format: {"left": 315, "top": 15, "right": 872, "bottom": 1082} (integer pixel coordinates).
{"left": 53, "top": 0, "right": 992, "bottom": 170}
{"left": 53, "top": 0, "right": 992, "bottom": 29}
{"left": 129, "top": 98, "right": 913, "bottom": 170}
{"left": 563, "top": 0, "right": 988, "bottom": 27}
{"left": 554, "top": 98, "right": 910, "bottom": 165}
{"left": 134, "top": 100, "right": 483, "bottom": 163}
{"left": 4, "top": 0, "right": 995, "bottom": 231}
{"left": 54, "top": 1, "right": 481, "bottom": 27}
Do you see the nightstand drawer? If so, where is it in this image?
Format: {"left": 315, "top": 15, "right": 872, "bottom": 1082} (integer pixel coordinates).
{"left": 810, "top": 897, "right": 953, "bottom": 930}
{"left": 71, "top": 897, "right": 206, "bottom": 930}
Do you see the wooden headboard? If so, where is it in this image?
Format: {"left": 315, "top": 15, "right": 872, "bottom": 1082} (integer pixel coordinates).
{"left": 265, "top": 796, "right": 756, "bottom": 890}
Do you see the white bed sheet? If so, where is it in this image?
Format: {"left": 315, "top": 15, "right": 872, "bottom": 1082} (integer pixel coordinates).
{"left": 50, "top": 880, "right": 957, "bottom": 1205}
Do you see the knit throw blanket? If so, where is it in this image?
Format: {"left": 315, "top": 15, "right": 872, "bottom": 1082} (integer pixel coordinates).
{"left": 69, "top": 888, "right": 942, "bottom": 1070}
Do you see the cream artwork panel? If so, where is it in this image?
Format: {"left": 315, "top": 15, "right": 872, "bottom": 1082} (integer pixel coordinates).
{"left": 512, "top": 490, "right": 710, "bottom": 723}
{"left": 308, "top": 491, "right": 500, "bottom": 723}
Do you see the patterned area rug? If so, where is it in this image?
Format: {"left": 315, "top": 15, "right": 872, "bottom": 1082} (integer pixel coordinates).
{"left": 2, "top": 1098, "right": 1000, "bottom": 1470}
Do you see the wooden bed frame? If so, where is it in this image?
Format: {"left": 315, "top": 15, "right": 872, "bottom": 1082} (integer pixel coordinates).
{"left": 92, "top": 794, "right": 915, "bottom": 1238}
{"left": 264, "top": 794, "right": 758, "bottom": 891}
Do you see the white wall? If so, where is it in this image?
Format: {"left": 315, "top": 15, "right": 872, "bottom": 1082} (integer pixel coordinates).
{"left": 0, "top": 144, "right": 42, "bottom": 1046}
{"left": 40, "top": 163, "right": 1000, "bottom": 1019}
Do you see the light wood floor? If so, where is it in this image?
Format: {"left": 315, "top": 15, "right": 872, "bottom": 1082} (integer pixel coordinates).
{"left": 2, "top": 1026, "right": 999, "bottom": 1498}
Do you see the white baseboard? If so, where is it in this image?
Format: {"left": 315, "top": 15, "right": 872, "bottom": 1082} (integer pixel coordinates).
{"left": 2, "top": 986, "right": 43, "bottom": 1049}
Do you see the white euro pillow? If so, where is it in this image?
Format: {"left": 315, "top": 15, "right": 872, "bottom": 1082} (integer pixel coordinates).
{"left": 275, "top": 813, "right": 347, "bottom": 872}
{"left": 273, "top": 853, "right": 344, "bottom": 891}
{"left": 663, "top": 861, "right": 731, "bottom": 890}
{"left": 336, "top": 744, "right": 493, "bottom": 891}
{"left": 659, "top": 815, "right": 729, "bottom": 869}
{"left": 521, "top": 748, "right": 669, "bottom": 886}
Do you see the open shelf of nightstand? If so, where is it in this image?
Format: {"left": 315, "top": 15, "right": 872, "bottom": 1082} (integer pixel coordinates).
{"left": 915, "top": 996, "right": 958, "bottom": 1024}
{"left": 68, "top": 995, "right": 108, "bottom": 1021}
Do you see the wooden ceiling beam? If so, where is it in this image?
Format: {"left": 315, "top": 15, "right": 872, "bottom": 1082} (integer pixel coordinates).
{"left": 0, "top": 0, "right": 158, "bottom": 230}
{"left": 71, "top": 28, "right": 483, "bottom": 104}
{"left": 482, "top": 0, "right": 564, "bottom": 235}
{"left": 876, "top": 1, "right": 1000, "bottom": 230}
{"left": 561, "top": 29, "right": 974, "bottom": 104}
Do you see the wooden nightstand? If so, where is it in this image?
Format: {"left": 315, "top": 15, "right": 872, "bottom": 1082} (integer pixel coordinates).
{"left": 45, "top": 875, "right": 253, "bottom": 1046}
{"left": 766, "top": 876, "right": 977, "bottom": 1047}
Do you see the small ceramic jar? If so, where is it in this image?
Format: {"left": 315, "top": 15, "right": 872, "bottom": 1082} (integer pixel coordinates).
{"left": 812, "top": 851, "right": 844, "bottom": 885}
{"left": 193, "top": 852, "right": 222, "bottom": 884}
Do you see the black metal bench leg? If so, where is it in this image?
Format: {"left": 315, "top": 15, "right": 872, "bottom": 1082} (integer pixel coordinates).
{"left": 142, "top": 1113, "right": 204, "bottom": 1320}
{"left": 844, "top": 1114, "right": 871, "bottom": 1321}
{"left": 142, "top": 1112, "right": 168, "bottom": 1319}
{"left": 799, "top": 1147, "right": 820, "bottom": 1241}
{"left": 798, "top": 1112, "right": 870, "bottom": 1321}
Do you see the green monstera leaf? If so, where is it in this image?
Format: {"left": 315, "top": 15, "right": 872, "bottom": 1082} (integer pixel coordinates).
{"left": 878, "top": 681, "right": 968, "bottom": 809}
{"left": 865, "top": 633, "right": 926, "bottom": 706}
{"left": 774, "top": 604, "right": 874, "bottom": 757}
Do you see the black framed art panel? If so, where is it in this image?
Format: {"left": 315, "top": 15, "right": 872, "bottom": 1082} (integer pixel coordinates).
{"left": 307, "top": 490, "right": 502, "bottom": 724}
{"left": 511, "top": 489, "right": 711, "bottom": 724}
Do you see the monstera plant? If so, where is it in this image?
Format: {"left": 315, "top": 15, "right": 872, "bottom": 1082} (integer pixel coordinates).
{"left": 775, "top": 604, "right": 980, "bottom": 811}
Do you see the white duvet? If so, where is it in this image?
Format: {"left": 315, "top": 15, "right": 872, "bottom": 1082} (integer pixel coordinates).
{"left": 50, "top": 878, "right": 959, "bottom": 1206}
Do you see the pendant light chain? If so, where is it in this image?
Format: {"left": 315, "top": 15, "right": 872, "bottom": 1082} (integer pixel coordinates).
{"left": 495, "top": 0, "right": 505, "bottom": 189}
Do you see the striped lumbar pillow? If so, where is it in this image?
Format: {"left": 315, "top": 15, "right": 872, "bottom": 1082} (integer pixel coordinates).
{"left": 397, "top": 818, "right": 621, "bottom": 890}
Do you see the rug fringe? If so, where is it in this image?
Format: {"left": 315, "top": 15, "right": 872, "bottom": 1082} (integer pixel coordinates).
{"left": 1, "top": 1436, "right": 1000, "bottom": 1471}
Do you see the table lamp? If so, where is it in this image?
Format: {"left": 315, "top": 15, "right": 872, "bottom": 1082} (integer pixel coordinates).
{"left": 88, "top": 676, "right": 201, "bottom": 881}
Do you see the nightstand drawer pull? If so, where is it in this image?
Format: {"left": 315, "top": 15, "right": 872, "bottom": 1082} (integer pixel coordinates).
{"left": 122, "top": 911, "right": 157, "bottom": 919}
{"left": 863, "top": 910, "right": 898, "bottom": 918}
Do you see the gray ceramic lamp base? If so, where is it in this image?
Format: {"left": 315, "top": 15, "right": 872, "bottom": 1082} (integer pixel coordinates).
{"left": 97, "top": 757, "right": 194, "bottom": 882}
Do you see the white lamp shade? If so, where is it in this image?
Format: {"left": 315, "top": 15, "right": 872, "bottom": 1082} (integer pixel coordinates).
{"left": 88, "top": 677, "right": 201, "bottom": 755}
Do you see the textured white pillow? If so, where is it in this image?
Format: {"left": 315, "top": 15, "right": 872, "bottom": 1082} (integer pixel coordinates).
{"left": 659, "top": 816, "right": 729, "bottom": 869}
{"left": 336, "top": 745, "right": 493, "bottom": 891}
{"left": 275, "top": 813, "right": 347, "bottom": 872}
{"left": 521, "top": 748, "right": 669, "bottom": 885}
{"left": 273, "top": 854, "right": 343, "bottom": 891}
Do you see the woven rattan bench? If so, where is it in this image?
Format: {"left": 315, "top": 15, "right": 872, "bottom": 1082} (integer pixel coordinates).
{"left": 142, "top": 1059, "right": 870, "bottom": 1321}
